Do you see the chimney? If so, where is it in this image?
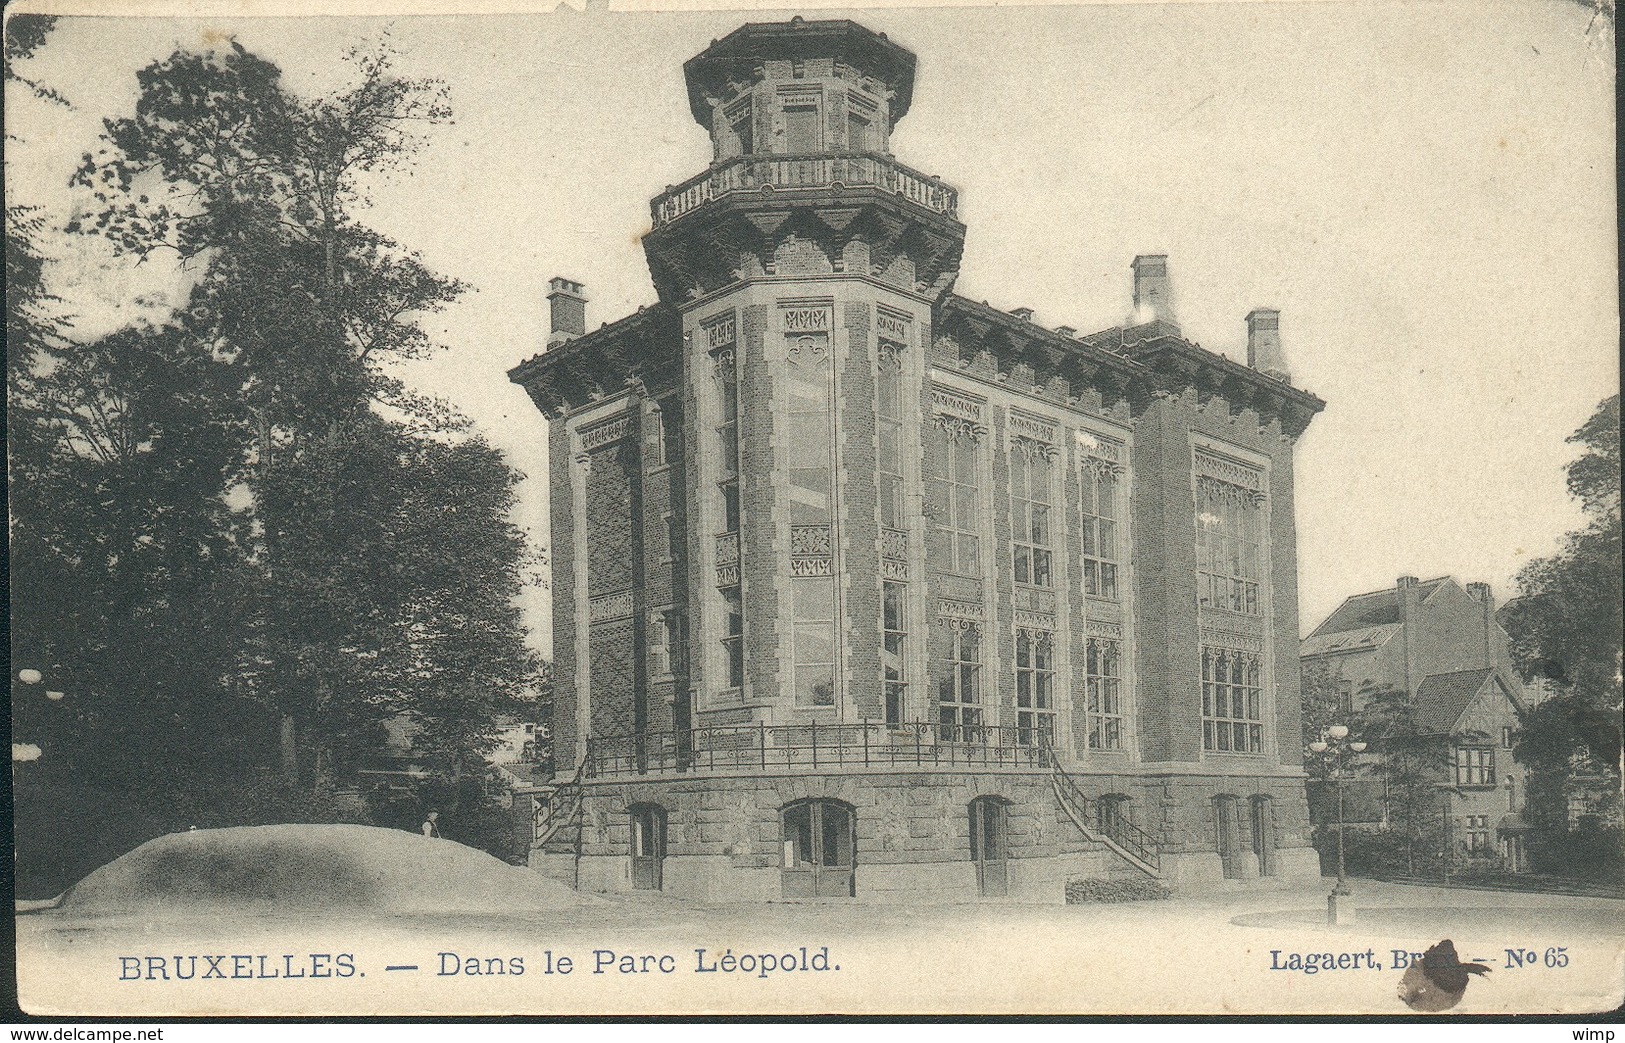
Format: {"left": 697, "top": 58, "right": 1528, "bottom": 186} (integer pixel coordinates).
{"left": 1396, "top": 576, "right": 1422, "bottom": 698}
{"left": 1467, "top": 582, "right": 1495, "bottom": 667}
{"left": 1130, "top": 255, "right": 1177, "bottom": 326}
{"left": 1011, "top": 307, "right": 1035, "bottom": 323}
{"left": 547, "top": 277, "right": 587, "bottom": 348}
{"left": 1246, "top": 308, "right": 1291, "bottom": 382}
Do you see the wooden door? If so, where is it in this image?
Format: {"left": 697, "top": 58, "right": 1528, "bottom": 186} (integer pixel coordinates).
{"left": 970, "top": 797, "right": 1009, "bottom": 898}
{"left": 781, "top": 800, "right": 855, "bottom": 898}
{"left": 1250, "top": 797, "right": 1276, "bottom": 877}
{"left": 630, "top": 805, "right": 665, "bottom": 891}
{"left": 1215, "top": 796, "right": 1241, "bottom": 879}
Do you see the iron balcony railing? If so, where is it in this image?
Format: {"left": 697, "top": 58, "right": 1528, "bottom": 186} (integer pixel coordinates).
{"left": 586, "top": 720, "right": 1050, "bottom": 778}
{"left": 651, "top": 152, "right": 959, "bottom": 228}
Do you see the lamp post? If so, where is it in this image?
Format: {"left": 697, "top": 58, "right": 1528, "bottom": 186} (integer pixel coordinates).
{"left": 1309, "top": 723, "right": 1366, "bottom": 924}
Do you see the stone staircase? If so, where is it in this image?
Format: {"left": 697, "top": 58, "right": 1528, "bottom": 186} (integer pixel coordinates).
{"left": 531, "top": 760, "right": 586, "bottom": 857}
{"left": 1048, "top": 753, "right": 1162, "bottom": 879}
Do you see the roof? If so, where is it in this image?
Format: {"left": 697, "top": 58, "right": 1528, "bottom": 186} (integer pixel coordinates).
{"left": 1307, "top": 577, "right": 1451, "bottom": 637}
{"left": 1414, "top": 667, "right": 1496, "bottom": 734}
{"left": 684, "top": 19, "right": 917, "bottom": 127}
{"left": 934, "top": 297, "right": 1325, "bottom": 437}
{"left": 507, "top": 303, "right": 683, "bottom": 416}
{"left": 1300, "top": 622, "right": 1401, "bottom": 658}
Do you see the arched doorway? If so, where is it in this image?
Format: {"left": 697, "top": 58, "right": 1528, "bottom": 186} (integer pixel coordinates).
{"left": 1096, "top": 793, "right": 1133, "bottom": 840}
{"left": 1250, "top": 795, "right": 1276, "bottom": 877}
{"left": 781, "top": 799, "right": 856, "bottom": 898}
{"left": 629, "top": 803, "right": 667, "bottom": 890}
{"left": 968, "top": 796, "right": 1010, "bottom": 897}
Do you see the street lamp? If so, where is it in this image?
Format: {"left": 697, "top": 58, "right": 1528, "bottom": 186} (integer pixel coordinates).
{"left": 1309, "top": 723, "right": 1366, "bottom": 924}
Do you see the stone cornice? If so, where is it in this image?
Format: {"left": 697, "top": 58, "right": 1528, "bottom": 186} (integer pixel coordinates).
{"left": 508, "top": 304, "right": 683, "bottom": 418}
{"left": 935, "top": 297, "right": 1324, "bottom": 438}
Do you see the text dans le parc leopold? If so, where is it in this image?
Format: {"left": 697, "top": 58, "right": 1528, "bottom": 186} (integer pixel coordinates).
{"left": 116, "top": 947, "right": 840, "bottom": 982}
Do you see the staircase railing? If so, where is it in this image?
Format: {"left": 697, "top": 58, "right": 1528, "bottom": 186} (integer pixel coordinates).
{"left": 531, "top": 759, "right": 586, "bottom": 852}
{"left": 1048, "top": 752, "right": 1162, "bottom": 876}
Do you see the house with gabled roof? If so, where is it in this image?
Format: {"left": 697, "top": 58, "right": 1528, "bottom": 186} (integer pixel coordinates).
{"left": 1302, "top": 576, "right": 1531, "bottom": 870}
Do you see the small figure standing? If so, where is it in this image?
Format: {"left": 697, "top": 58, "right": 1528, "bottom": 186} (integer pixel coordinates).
{"left": 421, "top": 810, "right": 441, "bottom": 838}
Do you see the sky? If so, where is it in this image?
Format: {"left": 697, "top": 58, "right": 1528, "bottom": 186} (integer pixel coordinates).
{"left": 6, "top": 0, "right": 1617, "bottom": 658}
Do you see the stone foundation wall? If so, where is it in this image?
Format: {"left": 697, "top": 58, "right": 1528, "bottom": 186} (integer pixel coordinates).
{"left": 535, "top": 768, "right": 1319, "bottom": 901}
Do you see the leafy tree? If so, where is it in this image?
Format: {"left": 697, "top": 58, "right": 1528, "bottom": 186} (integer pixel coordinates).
{"left": 4, "top": 12, "right": 66, "bottom": 105}
{"left": 9, "top": 324, "right": 265, "bottom": 896}
{"left": 69, "top": 39, "right": 540, "bottom": 791}
{"left": 1352, "top": 685, "right": 1453, "bottom": 874}
{"left": 1299, "top": 661, "right": 1348, "bottom": 782}
{"left": 1502, "top": 394, "right": 1623, "bottom": 876}
{"left": 10, "top": 38, "right": 543, "bottom": 895}
{"left": 6, "top": 13, "right": 68, "bottom": 470}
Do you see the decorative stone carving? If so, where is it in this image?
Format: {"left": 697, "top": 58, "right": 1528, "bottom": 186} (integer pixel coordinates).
{"left": 1011, "top": 434, "right": 1059, "bottom": 462}
{"left": 1076, "top": 429, "right": 1126, "bottom": 479}
{"left": 789, "top": 556, "right": 834, "bottom": 578}
{"left": 589, "top": 589, "right": 634, "bottom": 623}
{"left": 1199, "top": 623, "right": 1264, "bottom": 653}
{"left": 1086, "top": 618, "right": 1124, "bottom": 640}
{"left": 1008, "top": 409, "right": 1056, "bottom": 445}
{"left": 876, "top": 308, "right": 911, "bottom": 343}
{"left": 1194, "top": 448, "right": 1267, "bottom": 505}
{"left": 704, "top": 312, "right": 736, "bottom": 348}
{"left": 930, "top": 385, "right": 983, "bottom": 422}
{"left": 936, "top": 598, "right": 982, "bottom": 625}
{"left": 579, "top": 414, "right": 632, "bottom": 452}
{"left": 934, "top": 414, "right": 986, "bottom": 441}
{"left": 715, "top": 532, "right": 740, "bottom": 588}
{"left": 711, "top": 346, "right": 736, "bottom": 385}
{"left": 786, "top": 333, "right": 830, "bottom": 368}
{"left": 790, "top": 524, "right": 833, "bottom": 557}
{"left": 789, "top": 523, "right": 834, "bottom": 577}
{"left": 1074, "top": 429, "right": 1120, "bottom": 458}
{"left": 1014, "top": 609, "right": 1057, "bottom": 633}
{"left": 1198, "top": 473, "right": 1267, "bottom": 507}
{"left": 880, "top": 526, "right": 909, "bottom": 563}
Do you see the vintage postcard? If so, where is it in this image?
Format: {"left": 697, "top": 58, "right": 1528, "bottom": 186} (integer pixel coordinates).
{"left": 7, "top": 0, "right": 1621, "bottom": 1019}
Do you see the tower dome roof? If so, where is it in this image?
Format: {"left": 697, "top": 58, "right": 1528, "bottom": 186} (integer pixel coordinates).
{"left": 683, "top": 17, "right": 917, "bottom": 127}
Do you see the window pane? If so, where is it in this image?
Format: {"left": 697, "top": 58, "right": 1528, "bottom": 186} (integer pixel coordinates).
{"left": 796, "top": 665, "right": 836, "bottom": 706}
{"left": 959, "top": 534, "right": 979, "bottom": 573}
{"left": 784, "top": 804, "right": 812, "bottom": 866}
{"left": 785, "top": 104, "right": 820, "bottom": 152}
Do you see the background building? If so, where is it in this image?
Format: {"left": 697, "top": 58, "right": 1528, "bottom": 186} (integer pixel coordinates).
{"left": 1301, "top": 576, "right": 1531, "bottom": 870}
{"left": 511, "top": 17, "right": 1324, "bottom": 899}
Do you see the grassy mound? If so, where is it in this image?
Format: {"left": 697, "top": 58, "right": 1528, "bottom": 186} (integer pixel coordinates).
{"left": 59, "top": 824, "right": 590, "bottom": 915}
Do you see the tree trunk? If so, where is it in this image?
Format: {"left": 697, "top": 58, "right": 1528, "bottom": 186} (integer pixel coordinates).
{"left": 279, "top": 714, "right": 298, "bottom": 785}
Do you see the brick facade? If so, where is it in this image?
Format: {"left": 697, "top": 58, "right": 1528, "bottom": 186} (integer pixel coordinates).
{"left": 511, "top": 18, "right": 1325, "bottom": 900}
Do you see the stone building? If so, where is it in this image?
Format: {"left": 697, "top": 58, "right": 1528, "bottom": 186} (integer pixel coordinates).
{"left": 1300, "top": 576, "right": 1531, "bottom": 869}
{"left": 509, "top": 17, "right": 1325, "bottom": 899}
